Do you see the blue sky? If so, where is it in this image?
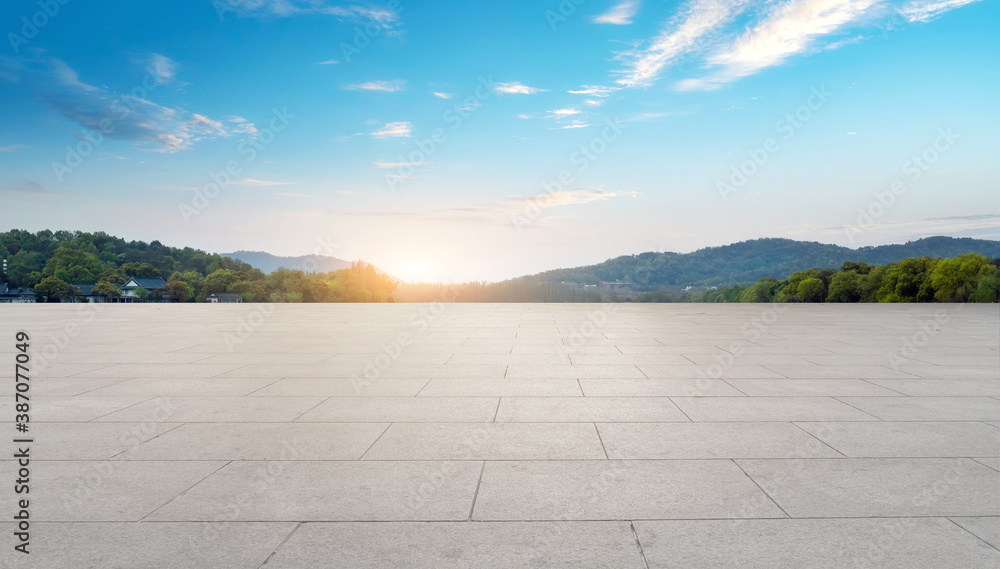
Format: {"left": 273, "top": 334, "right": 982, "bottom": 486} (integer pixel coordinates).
{"left": 0, "top": 0, "right": 996, "bottom": 281}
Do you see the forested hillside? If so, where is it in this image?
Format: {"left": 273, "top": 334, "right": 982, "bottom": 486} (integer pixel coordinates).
{"left": 522, "top": 237, "right": 1000, "bottom": 288}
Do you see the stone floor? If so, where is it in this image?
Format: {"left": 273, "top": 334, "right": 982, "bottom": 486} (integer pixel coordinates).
{"left": 0, "top": 303, "right": 997, "bottom": 568}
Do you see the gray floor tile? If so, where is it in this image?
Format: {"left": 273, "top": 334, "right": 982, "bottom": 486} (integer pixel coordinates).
{"left": 726, "top": 378, "right": 901, "bottom": 396}
{"left": 118, "top": 422, "right": 389, "bottom": 460}
{"left": 763, "top": 365, "right": 920, "bottom": 379}
{"left": 249, "top": 377, "right": 429, "bottom": 396}
{"left": 671, "top": 397, "right": 878, "bottom": 421}
{"left": 795, "top": 421, "right": 1000, "bottom": 457}
{"left": 417, "top": 378, "right": 582, "bottom": 396}
{"left": 950, "top": 517, "right": 1000, "bottom": 550}
{"left": 0, "top": 522, "right": 297, "bottom": 569}
{"left": 25, "top": 422, "right": 181, "bottom": 460}
{"left": 580, "top": 378, "right": 744, "bottom": 396}
{"left": 148, "top": 461, "right": 483, "bottom": 521}
{"left": 296, "top": 396, "right": 499, "bottom": 422}
{"left": 505, "top": 364, "right": 647, "bottom": 379}
{"left": 737, "top": 458, "right": 1000, "bottom": 517}
{"left": 0, "top": 461, "right": 226, "bottom": 521}
{"left": 865, "top": 378, "right": 1000, "bottom": 397}
{"left": 634, "top": 518, "right": 1000, "bottom": 568}
{"left": 639, "top": 365, "right": 785, "bottom": 379}
{"left": 0, "top": 396, "right": 150, "bottom": 422}
{"left": 598, "top": 422, "right": 842, "bottom": 459}
{"left": 362, "top": 423, "right": 605, "bottom": 460}
{"left": 94, "top": 396, "right": 325, "bottom": 422}
{"left": 473, "top": 460, "right": 786, "bottom": 520}
{"left": 86, "top": 376, "right": 279, "bottom": 397}
{"left": 838, "top": 396, "right": 1000, "bottom": 421}
{"left": 266, "top": 521, "right": 646, "bottom": 568}
{"left": 496, "top": 396, "right": 689, "bottom": 422}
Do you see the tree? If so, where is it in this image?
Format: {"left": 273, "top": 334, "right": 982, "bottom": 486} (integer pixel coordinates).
{"left": 201, "top": 269, "right": 243, "bottom": 300}
{"left": 971, "top": 273, "right": 1000, "bottom": 303}
{"left": 827, "top": 270, "right": 861, "bottom": 303}
{"left": 92, "top": 280, "right": 122, "bottom": 301}
{"left": 930, "top": 253, "right": 993, "bottom": 302}
{"left": 119, "top": 262, "right": 161, "bottom": 278}
{"left": 34, "top": 276, "right": 70, "bottom": 302}
{"left": 164, "top": 280, "right": 190, "bottom": 303}
{"left": 797, "top": 277, "right": 826, "bottom": 303}
{"left": 876, "top": 257, "right": 938, "bottom": 302}
{"left": 41, "top": 247, "right": 103, "bottom": 283}
{"left": 132, "top": 287, "right": 151, "bottom": 302}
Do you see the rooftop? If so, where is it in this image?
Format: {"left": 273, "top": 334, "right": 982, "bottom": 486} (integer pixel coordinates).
{"left": 2, "top": 303, "right": 997, "bottom": 568}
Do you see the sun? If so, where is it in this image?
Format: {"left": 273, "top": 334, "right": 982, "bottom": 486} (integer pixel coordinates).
{"left": 398, "top": 259, "right": 429, "bottom": 283}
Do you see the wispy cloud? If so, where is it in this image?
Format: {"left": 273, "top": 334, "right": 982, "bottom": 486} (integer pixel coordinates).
{"left": 274, "top": 191, "right": 312, "bottom": 197}
{"left": 232, "top": 178, "right": 296, "bottom": 186}
{"left": 898, "top": 0, "right": 981, "bottom": 22}
{"left": 373, "top": 160, "right": 411, "bottom": 169}
{"left": 595, "top": 0, "right": 641, "bottom": 24}
{"left": 0, "top": 54, "right": 230, "bottom": 153}
{"left": 1, "top": 180, "right": 56, "bottom": 197}
{"left": 315, "top": 59, "right": 339, "bottom": 65}
{"left": 680, "top": 0, "right": 880, "bottom": 90}
{"left": 142, "top": 54, "right": 177, "bottom": 85}
{"left": 0, "top": 145, "right": 26, "bottom": 152}
{"left": 223, "top": 1, "right": 401, "bottom": 27}
{"left": 617, "top": 0, "right": 746, "bottom": 88}
{"left": 567, "top": 85, "right": 619, "bottom": 97}
{"left": 348, "top": 80, "right": 404, "bottom": 92}
{"left": 371, "top": 121, "right": 412, "bottom": 138}
{"left": 494, "top": 82, "right": 547, "bottom": 95}
{"left": 432, "top": 92, "right": 452, "bottom": 99}
{"left": 344, "top": 189, "right": 638, "bottom": 225}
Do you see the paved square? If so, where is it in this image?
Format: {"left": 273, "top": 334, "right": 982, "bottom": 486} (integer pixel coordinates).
{"left": 0, "top": 303, "right": 997, "bottom": 567}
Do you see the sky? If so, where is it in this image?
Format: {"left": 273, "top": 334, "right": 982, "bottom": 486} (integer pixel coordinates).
{"left": 0, "top": 0, "right": 997, "bottom": 282}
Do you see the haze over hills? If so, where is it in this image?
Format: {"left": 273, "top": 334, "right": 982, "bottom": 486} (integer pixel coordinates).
{"left": 219, "top": 250, "right": 353, "bottom": 275}
{"left": 519, "top": 237, "right": 1000, "bottom": 288}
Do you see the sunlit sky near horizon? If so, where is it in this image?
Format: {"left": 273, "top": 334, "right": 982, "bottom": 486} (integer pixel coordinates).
{"left": 1, "top": 0, "right": 997, "bottom": 282}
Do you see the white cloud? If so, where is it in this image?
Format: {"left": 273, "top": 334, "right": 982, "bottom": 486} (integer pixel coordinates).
{"left": 824, "top": 33, "right": 867, "bottom": 50}
{"left": 222, "top": 1, "right": 401, "bottom": 27}
{"left": 371, "top": 121, "right": 412, "bottom": 138}
{"left": 550, "top": 108, "right": 582, "bottom": 116}
{"left": 232, "top": 179, "right": 296, "bottom": 186}
{"left": 315, "top": 59, "right": 340, "bottom": 65}
{"left": 594, "top": 0, "right": 641, "bottom": 24}
{"left": 1, "top": 54, "right": 230, "bottom": 153}
{"left": 567, "top": 85, "right": 619, "bottom": 97}
{"left": 0, "top": 145, "right": 26, "bottom": 152}
{"left": 144, "top": 54, "right": 177, "bottom": 85}
{"left": 561, "top": 121, "right": 590, "bottom": 129}
{"left": 898, "top": 0, "right": 981, "bottom": 22}
{"left": 274, "top": 192, "right": 312, "bottom": 197}
{"left": 680, "top": 0, "right": 880, "bottom": 90}
{"left": 373, "top": 160, "right": 411, "bottom": 168}
{"left": 432, "top": 92, "right": 452, "bottom": 99}
{"left": 617, "top": 0, "right": 746, "bottom": 87}
{"left": 494, "top": 82, "right": 547, "bottom": 95}
{"left": 348, "top": 80, "right": 404, "bottom": 92}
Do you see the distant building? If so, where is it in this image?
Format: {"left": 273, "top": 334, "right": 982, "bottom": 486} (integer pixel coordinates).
{"left": 207, "top": 292, "right": 243, "bottom": 303}
{"left": 120, "top": 277, "right": 169, "bottom": 301}
{"left": 0, "top": 283, "right": 36, "bottom": 303}
{"left": 598, "top": 281, "right": 630, "bottom": 290}
{"left": 67, "top": 283, "right": 108, "bottom": 303}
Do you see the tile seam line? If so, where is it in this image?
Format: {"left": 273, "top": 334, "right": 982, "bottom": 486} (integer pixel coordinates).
{"left": 831, "top": 396, "right": 885, "bottom": 421}
{"left": 467, "top": 461, "right": 487, "bottom": 521}
{"left": 357, "top": 423, "right": 393, "bottom": 460}
{"left": 288, "top": 395, "right": 332, "bottom": 423}
{"left": 107, "top": 422, "right": 188, "bottom": 460}
{"left": 256, "top": 521, "right": 303, "bottom": 569}
{"left": 138, "top": 459, "right": 232, "bottom": 522}
{"left": 630, "top": 520, "right": 651, "bottom": 569}
{"left": 789, "top": 421, "right": 848, "bottom": 458}
{"left": 944, "top": 517, "right": 1000, "bottom": 552}
{"left": 731, "top": 459, "right": 791, "bottom": 519}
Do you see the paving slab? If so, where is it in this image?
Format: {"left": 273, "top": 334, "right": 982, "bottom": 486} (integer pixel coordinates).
{"left": 864, "top": 378, "right": 1000, "bottom": 396}
{"left": 417, "top": 378, "right": 583, "bottom": 396}
{"left": 362, "top": 423, "right": 606, "bottom": 460}
{"left": 249, "top": 377, "right": 430, "bottom": 396}
{"left": 634, "top": 518, "right": 1000, "bottom": 568}
{"left": 266, "top": 521, "right": 646, "bottom": 568}
{"left": 795, "top": 421, "right": 1000, "bottom": 457}
{"left": 950, "top": 517, "right": 1000, "bottom": 550}
{"left": 295, "top": 396, "right": 498, "bottom": 422}
{"left": 579, "top": 377, "right": 743, "bottom": 396}
{"left": 148, "top": 461, "right": 483, "bottom": 521}
{"left": 85, "top": 376, "right": 279, "bottom": 397}
{"left": 473, "top": 460, "right": 786, "bottom": 520}
{"left": 118, "top": 422, "right": 389, "bottom": 460}
{"left": 670, "top": 396, "right": 879, "bottom": 421}
{"left": 23, "top": 422, "right": 182, "bottom": 460}
{"left": 0, "top": 396, "right": 150, "bottom": 422}
{"left": 736, "top": 458, "right": 1000, "bottom": 517}
{"left": 495, "top": 396, "right": 689, "bottom": 422}
{"left": 598, "top": 422, "right": 842, "bottom": 459}
{"left": 0, "top": 460, "right": 226, "bottom": 521}
{"left": 94, "top": 396, "right": 325, "bottom": 422}
{"left": 837, "top": 396, "right": 1000, "bottom": 421}
{"left": 725, "top": 378, "right": 902, "bottom": 396}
